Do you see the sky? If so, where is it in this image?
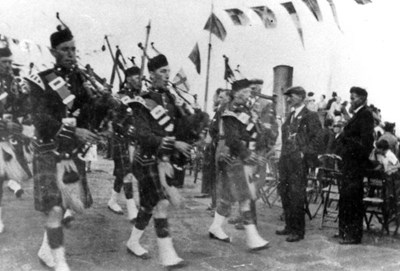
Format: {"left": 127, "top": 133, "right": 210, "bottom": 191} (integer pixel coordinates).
{"left": 1, "top": 0, "right": 400, "bottom": 126}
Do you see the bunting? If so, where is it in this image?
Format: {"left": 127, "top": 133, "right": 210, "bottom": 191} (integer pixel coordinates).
{"left": 326, "top": 0, "right": 342, "bottom": 31}
{"left": 354, "top": 0, "right": 372, "bottom": 4}
{"left": 204, "top": 13, "right": 227, "bottom": 41}
{"left": 172, "top": 68, "right": 190, "bottom": 93}
{"left": 225, "top": 9, "right": 249, "bottom": 26}
{"left": 302, "top": 0, "right": 323, "bottom": 21}
{"left": 251, "top": 6, "right": 277, "bottom": 28}
{"left": 281, "top": 2, "right": 304, "bottom": 47}
{"left": 188, "top": 43, "right": 201, "bottom": 74}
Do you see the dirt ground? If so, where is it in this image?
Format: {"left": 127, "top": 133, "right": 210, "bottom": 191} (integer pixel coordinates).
{"left": 1, "top": 157, "right": 400, "bottom": 271}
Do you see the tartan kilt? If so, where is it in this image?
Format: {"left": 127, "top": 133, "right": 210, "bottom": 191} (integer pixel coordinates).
{"left": 33, "top": 152, "right": 93, "bottom": 213}
{"left": 218, "top": 158, "right": 252, "bottom": 203}
{"left": 111, "top": 137, "right": 130, "bottom": 178}
{"left": 132, "top": 160, "right": 167, "bottom": 210}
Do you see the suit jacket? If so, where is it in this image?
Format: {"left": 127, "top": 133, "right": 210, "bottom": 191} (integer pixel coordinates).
{"left": 281, "top": 106, "right": 322, "bottom": 166}
{"left": 341, "top": 105, "right": 374, "bottom": 169}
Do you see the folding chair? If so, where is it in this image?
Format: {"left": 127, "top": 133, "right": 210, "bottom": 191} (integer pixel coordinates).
{"left": 364, "top": 171, "right": 400, "bottom": 235}
{"left": 258, "top": 156, "right": 280, "bottom": 207}
{"left": 311, "top": 154, "right": 342, "bottom": 229}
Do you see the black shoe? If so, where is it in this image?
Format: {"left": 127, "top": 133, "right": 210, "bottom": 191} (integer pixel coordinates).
{"left": 275, "top": 228, "right": 291, "bottom": 235}
{"left": 209, "top": 232, "right": 231, "bottom": 243}
{"left": 250, "top": 242, "right": 270, "bottom": 252}
{"left": 127, "top": 247, "right": 151, "bottom": 259}
{"left": 339, "top": 238, "right": 361, "bottom": 245}
{"left": 165, "top": 259, "right": 187, "bottom": 270}
{"left": 15, "top": 189, "right": 24, "bottom": 198}
{"left": 286, "top": 234, "right": 304, "bottom": 242}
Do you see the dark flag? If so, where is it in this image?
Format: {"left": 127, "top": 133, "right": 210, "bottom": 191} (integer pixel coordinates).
{"left": 326, "top": 0, "right": 342, "bottom": 31}
{"left": 302, "top": 0, "right": 323, "bottom": 21}
{"left": 188, "top": 43, "right": 201, "bottom": 74}
{"left": 281, "top": 2, "right": 304, "bottom": 47}
{"left": 204, "top": 13, "right": 227, "bottom": 41}
{"left": 354, "top": 0, "right": 372, "bottom": 4}
{"left": 251, "top": 6, "right": 277, "bottom": 28}
{"left": 225, "top": 8, "right": 249, "bottom": 26}
{"left": 223, "top": 56, "right": 235, "bottom": 83}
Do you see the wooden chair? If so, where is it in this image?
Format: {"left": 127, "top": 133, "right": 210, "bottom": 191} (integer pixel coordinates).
{"left": 258, "top": 156, "right": 280, "bottom": 207}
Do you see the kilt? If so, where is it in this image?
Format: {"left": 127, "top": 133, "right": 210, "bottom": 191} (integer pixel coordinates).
{"left": 218, "top": 158, "right": 252, "bottom": 203}
{"left": 112, "top": 136, "right": 130, "bottom": 179}
{"left": 33, "top": 152, "right": 93, "bottom": 214}
{"left": 132, "top": 160, "right": 167, "bottom": 211}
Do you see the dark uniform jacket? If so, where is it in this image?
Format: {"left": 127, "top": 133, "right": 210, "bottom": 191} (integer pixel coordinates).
{"left": 281, "top": 106, "right": 322, "bottom": 167}
{"left": 341, "top": 105, "right": 374, "bottom": 170}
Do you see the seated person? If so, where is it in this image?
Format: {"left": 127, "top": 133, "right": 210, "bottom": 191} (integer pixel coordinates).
{"left": 370, "top": 140, "right": 400, "bottom": 176}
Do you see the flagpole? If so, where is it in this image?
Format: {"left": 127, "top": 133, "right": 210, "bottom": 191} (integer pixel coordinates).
{"left": 204, "top": 3, "right": 213, "bottom": 112}
{"left": 105, "top": 35, "right": 122, "bottom": 84}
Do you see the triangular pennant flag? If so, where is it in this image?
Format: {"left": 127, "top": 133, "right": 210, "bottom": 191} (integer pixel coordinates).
{"left": 354, "top": 0, "right": 372, "bottom": 4}
{"left": 225, "top": 8, "right": 249, "bottom": 26}
{"left": 204, "top": 13, "right": 227, "bottom": 41}
{"left": 172, "top": 68, "right": 190, "bottom": 92}
{"left": 188, "top": 43, "right": 201, "bottom": 74}
{"left": 251, "top": 6, "right": 277, "bottom": 28}
{"left": 281, "top": 2, "right": 304, "bottom": 47}
{"left": 302, "top": 0, "right": 323, "bottom": 21}
{"left": 326, "top": 0, "right": 342, "bottom": 31}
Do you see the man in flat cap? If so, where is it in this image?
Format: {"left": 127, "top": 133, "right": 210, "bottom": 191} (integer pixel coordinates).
{"left": 277, "top": 86, "right": 322, "bottom": 242}
{"left": 208, "top": 79, "right": 269, "bottom": 251}
{"left": 25, "top": 26, "right": 99, "bottom": 270}
{"left": 121, "top": 54, "right": 208, "bottom": 268}
{"left": 338, "top": 86, "right": 374, "bottom": 244}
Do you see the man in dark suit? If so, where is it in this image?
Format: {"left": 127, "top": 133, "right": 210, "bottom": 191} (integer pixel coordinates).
{"left": 338, "top": 87, "right": 374, "bottom": 244}
{"left": 277, "top": 86, "right": 322, "bottom": 242}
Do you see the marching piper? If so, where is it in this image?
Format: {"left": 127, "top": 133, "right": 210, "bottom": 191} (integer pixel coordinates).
{"left": 208, "top": 79, "right": 269, "bottom": 251}
{"left": 107, "top": 66, "right": 141, "bottom": 223}
{"left": 0, "top": 47, "right": 32, "bottom": 198}
{"left": 25, "top": 26, "right": 99, "bottom": 271}
{"left": 122, "top": 54, "right": 207, "bottom": 268}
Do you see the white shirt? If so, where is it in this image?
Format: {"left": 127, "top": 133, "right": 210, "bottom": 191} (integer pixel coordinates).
{"left": 293, "top": 104, "right": 305, "bottom": 118}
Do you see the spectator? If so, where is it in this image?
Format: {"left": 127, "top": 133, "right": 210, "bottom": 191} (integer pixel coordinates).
{"left": 306, "top": 92, "right": 318, "bottom": 112}
{"left": 378, "top": 122, "right": 399, "bottom": 156}
{"left": 338, "top": 87, "right": 374, "bottom": 245}
{"left": 326, "top": 92, "right": 338, "bottom": 111}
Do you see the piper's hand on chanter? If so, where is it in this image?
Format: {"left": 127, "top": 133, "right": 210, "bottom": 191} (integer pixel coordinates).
{"left": 75, "top": 128, "right": 99, "bottom": 144}
{"left": 174, "top": 140, "right": 192, "bottom": 158}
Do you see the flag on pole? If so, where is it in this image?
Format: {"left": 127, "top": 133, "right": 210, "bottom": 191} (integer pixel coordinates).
{"left": 223, "top": 56, "right": 235, "bottom": 83}
{"left": 281, "top": 2, "right": 304, "bottom": 47}
{"left": 225, "top": 9, "right": 249, "bottom": 26}
{"left": 204, "top": 13, "right": 227, "bottom": 41}
{"left": 326, "top": 0, "right": 342, "bottom": 31}
{"left": 302, "top": 0, "right": 323, "bottom": 21}
{"left": 354, "top": 0, "right": 372, "bottom": 4}
{"left": 251, "top": 6, "right": 277, "bottom": 28}
{"left": 188, "top": 43, "right": 201, "bottom": 74}
{"left": 172, "top": 68, "right": 190, "bottom": 93}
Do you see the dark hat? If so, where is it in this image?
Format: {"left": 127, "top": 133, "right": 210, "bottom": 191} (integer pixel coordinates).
{"left": 50, "top": 26, "right": 74, "bottom": 48}
{"left": 0, "top": 47, "right": 12, "bottom": 58}
{"left": 125, "top": 66, "right": 140, "bottom": 77}
{"left": 284, "top": 86, "right": 306, "bottom": 98}
{"left": 350, "top": 86, "right": 368, "bottom": 97}
{"left": 147, "top": 54, "right": 168, "bottom": 72}
{"left": 307, "top": 91, "right": 314, "bottom": 97}
{"left": 231, "top": 79, "right": 251, "bottom": 92}
{"left": 249, "top": 78, "right": 264, "bottom": 85}
{"left": 332, "top": 91, "right": 337, "bottom": 97}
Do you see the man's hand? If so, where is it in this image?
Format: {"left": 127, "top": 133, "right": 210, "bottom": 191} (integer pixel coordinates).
{"left": 75, "top": 128, "right": 99, "bottom": 144}
{"left": 174, "top": 140, "right": 191, "bottom": 158}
